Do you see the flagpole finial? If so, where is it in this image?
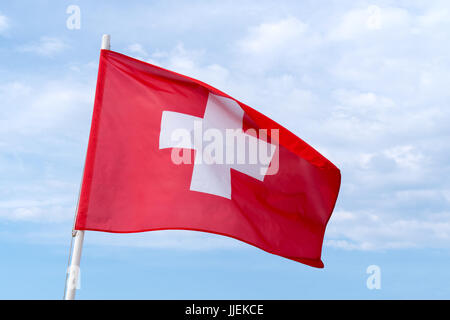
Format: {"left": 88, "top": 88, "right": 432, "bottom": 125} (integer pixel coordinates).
{"left": 101, "top": 34, "right": 111, "bottom": 50}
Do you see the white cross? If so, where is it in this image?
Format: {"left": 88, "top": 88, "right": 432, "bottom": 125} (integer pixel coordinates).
{"left": 159, "top": 93, "right": 276, "bottom": 199}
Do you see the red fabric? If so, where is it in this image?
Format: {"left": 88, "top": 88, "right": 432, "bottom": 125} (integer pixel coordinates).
{"left": 75, "top": 50, "right": 341, "bottom": 268}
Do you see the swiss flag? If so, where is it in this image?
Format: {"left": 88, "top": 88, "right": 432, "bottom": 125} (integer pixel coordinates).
{"left": 75, "top": 50, "right": 341, "bottom": 268}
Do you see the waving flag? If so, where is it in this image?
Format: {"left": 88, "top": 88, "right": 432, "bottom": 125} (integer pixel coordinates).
{"left": 75, "top": 49, "right": 341, "bottom": 268}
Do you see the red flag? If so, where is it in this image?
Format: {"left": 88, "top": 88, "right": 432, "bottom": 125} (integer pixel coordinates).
{"left": 75, "top": 50, "right": 341, "bottom": 268}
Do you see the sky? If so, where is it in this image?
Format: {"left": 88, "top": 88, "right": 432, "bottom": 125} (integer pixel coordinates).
{"left": 0, "top": 0, "right": 450, "bottom": 299}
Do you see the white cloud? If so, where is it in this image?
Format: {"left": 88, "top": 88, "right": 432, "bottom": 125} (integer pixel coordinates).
{"left": 0, "top": 13, "right": 9, "bottom": 34}
{"left": 125, "top": 43, "right": 149, "bottom": 59}
{"left": 0, "top": 65, "right": 96, "bottom": 224}
{"left": 18, "top": 37, "right": 68, "bottom": 56}
{"left": 142, "top": 43, "right": 231, "bottom": 91}
{"left": 329, "top": 5, "right": 412, "bottom": 41}
{"left": 235, "top": 17, "right": 322, "bottom": 73}
{"left": 331, "top": 89, "right": 396, "bottom": 124}
{"left": 383, "top": 145, "right": 426, "bottom": 170}
{"left": 1, "top": 2, "right": 450, "bottom": 256}
{"left": 107, "top": 34, "right": 450, "bottom": 254}
{"left": 333, "top": 89, "right": 395, "bottom": 109}
{"left": 1, "top": 205, "right": 71, "bottom": 222}
{"left": 417, "top": 8, "right": 450, "bottom": 28}
{"left": 0, "top": 197, "right": 75, "bottom": 223}
{"left": 0, "top": 79, "right": 94, "bottom": 135}
{"left": 239, "top": 17, "right": 308, "bottom": 53}
{"left": 326, "top": 210, "right": 450, "bottom": 250}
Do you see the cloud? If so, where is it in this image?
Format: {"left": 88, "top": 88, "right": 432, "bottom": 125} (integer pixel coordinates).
{"left": 383, "top": 145, "right": 426, "bottom": 170}
{"left": 329, "top": 5, "right": 412, "bottom": 41}
{"left": 326, "top": 210, "right": 450, "bottom": 250}
{"left": 18, "top": 37, "right": 68, "bottom": 56}
{"left": 239, "top": 17, "right": 308, "bottom": 54}
{"left": 125, "top": 43, "right": 149, "bottom": 60}
{"left": 0, "top": 65, "right": 96, "bottom": 224}
{"left": 0, "top": 179, "right": 77, "bottom": 223}
{"left": 131, "top": 43, "right": 232, "bottom": 92}
{"left": 333, "top": 89, "right": 395, "bottom": 109}
{"left": 0, "top": 13, "right": 9, "bottom": 35}
{"left": 0, "top": 201, "right": 73, "bottom": 223}
{"left": 417, "top": 7, "right": 450, "bottom": 29}
{"left": 236, "top": 17, "right": 321, "bottom": 73}
{"left": 1, "top": 1, "right": 450, "bottom": 256}
{"left": 112, "top": 33, "right": 449, "bottom": 255}
{"left": 0, "top": 79, "right": 94, "bottom": 136}
{"left": 120, "top": 16, "right": 450, "bottom": 254}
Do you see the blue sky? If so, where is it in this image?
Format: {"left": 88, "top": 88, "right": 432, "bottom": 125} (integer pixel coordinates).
{"left": 1, "top": 0, "right": 450, "bottom": 299}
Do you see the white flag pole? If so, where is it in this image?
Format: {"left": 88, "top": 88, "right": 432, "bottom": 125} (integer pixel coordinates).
{"left": 64, "top": 34, "right": 111, "bottom": 300}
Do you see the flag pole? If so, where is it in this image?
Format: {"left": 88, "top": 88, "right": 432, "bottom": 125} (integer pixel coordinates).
{"left": 64, "top": 34, "right": 111, "bottom": 300}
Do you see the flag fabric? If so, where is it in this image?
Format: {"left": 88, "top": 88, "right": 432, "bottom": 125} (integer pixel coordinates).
{"left": 75, "top": 49, "right": 341, "bottom": 268}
